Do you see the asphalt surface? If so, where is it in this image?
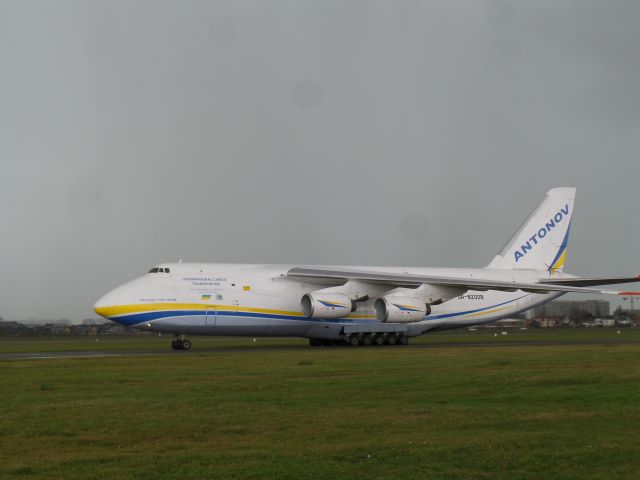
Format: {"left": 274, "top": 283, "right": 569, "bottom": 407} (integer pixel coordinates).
{"left": 2, "top": 338, "right": 640, "bottom": 360}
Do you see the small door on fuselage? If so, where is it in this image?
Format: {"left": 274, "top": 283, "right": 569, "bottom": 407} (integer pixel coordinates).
{"left": 205, "top": 306, "right": 217, "bottom": 326}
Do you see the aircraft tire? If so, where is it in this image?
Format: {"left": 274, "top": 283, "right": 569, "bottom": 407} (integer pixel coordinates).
{"left": 398, "top": 335, "right": 409, "bottom": 346}
{"left": 373, "top": 334, "right": 385, "bottom": 346}
{"left": 361, "top": 334, "right": 373, "bottom": 346}
{"left": 181, "top": 339, "right": 192, "bottom": 350}
{"left": 386, "top": 334, "right": 398, "bottom": 346}
{"left": 348, "top": 335, "right": 361, "bottom": 347}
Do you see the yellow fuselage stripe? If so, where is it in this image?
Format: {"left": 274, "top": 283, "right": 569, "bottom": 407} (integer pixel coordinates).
{"left": 464, "top": 306, "right": 510, "bottom": 318}
{"left": 97, "top": 303, "right": 307, "bottom": 318}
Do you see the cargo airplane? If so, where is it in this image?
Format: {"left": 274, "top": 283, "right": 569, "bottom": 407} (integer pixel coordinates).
{"left": 95, "top": 188, "right": 639, "bottom": 349}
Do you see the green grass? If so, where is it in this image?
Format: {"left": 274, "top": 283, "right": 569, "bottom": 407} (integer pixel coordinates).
{"left": 1, "top": 327, "right": 640, "bottom": 353}
{"left": 1, "top": 334, "right": 640, "bottom": 479}
{"left": 0, "top": 335, "right": 305, "bottom": 353}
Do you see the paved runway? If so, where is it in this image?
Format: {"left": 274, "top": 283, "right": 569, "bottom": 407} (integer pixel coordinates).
{"left": 3, "top": 338, "right": 640, "bottom": 360}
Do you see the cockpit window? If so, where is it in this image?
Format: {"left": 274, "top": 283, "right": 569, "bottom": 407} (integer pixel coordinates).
{"left": 148, "top": 267, "right": 171, "bottom": 274}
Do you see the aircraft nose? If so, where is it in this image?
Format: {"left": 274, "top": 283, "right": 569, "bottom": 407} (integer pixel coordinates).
{"left": 94, "top": 291, "right": 115, "bottom": 319}
{"left": 94, "top": 276, "right": 149, "bottom": 320}
{"left": 94, "top": 283, "right": 131, "bottom": 319}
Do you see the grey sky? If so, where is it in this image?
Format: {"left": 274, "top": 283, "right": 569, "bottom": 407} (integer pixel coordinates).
{"left": 1, "top": 0, "right": 639, "bottom": 321}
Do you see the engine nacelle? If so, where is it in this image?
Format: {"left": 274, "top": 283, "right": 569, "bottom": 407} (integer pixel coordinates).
{"left": 374, "top": 296, "right": 431, "bottom": 323}
{"left": 302, "top": 293, "right": 354, "bottom": 319}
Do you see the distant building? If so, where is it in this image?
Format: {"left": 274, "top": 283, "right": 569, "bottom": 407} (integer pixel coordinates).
{"left": 538, "top": 317, "right": 560, "bottom": 328}
{"left": 527, "top": 300, "right": 610, "bottom": 319}
{"left": 583, "top": 318, "right": 615, "bottom": 328}
{"left": 0, "top": 321, "right": 31, "bottom": 336}
{"left": 72, "top": 324, "right": 98, "bottom": 336}
{"left": 99, "top": 323, "right": 130, "bottom": 335}
{"left": 39, "top": 323, "right": 71, "bottom": 335}
{"left": 614, "top": 307, "right": 640, "bottom": 320}
{"left": 494, "top": 318, "right": 526, "bottom": 328}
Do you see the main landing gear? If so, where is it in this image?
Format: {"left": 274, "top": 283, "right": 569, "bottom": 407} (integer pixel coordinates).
{"left": 309, "top": 333, "right": 410, "bottom": 347}
{"left": 171, "top": 336, "right": 191, "bottom": 350}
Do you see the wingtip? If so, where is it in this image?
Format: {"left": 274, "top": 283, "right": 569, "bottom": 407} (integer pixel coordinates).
{"left": 618, "top": 292, "right": 640, "bottom": 296}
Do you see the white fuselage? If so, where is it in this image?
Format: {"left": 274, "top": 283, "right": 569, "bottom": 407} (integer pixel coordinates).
{"left": 94, "top": 263, "right": 564, "bottom": 340}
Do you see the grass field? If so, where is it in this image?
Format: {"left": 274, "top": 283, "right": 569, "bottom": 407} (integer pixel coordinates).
{"left": 2, "top": 328, "right": 640, "bottom": 353}
{"left": 1, "top": 331, "right": 640, "bottom": 479}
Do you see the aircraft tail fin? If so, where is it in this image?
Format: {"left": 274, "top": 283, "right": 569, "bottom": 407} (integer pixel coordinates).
{"left": 487, "top": 187, "right": 576, "bottom": 272}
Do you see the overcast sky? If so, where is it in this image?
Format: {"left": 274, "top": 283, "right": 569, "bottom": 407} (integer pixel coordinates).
{"left": 1, "top": 0, "right": 639, "bottom": 321}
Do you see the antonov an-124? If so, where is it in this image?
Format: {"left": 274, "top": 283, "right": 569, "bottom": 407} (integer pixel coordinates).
{"left": 95, "top": 188, "right": 639, "bottom": 350}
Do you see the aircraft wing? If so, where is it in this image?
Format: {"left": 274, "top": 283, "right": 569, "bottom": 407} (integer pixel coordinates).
{"left": 538, "top": 275, "right": 640, "bottom": 288}
{"left": 287, "top": 267, "right": 640, "bottom": 296}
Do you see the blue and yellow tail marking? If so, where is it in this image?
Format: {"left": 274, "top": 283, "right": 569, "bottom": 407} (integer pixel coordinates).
{"left": 548, "top": 221, "right": 571, "bottom": 272}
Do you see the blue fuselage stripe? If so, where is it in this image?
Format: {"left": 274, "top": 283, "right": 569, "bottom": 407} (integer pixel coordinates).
{"left": 423, "top": 294, "right": 528, "bottom": 320}
{"left": 109, "top": 294, "right": 530, "bottom": 326}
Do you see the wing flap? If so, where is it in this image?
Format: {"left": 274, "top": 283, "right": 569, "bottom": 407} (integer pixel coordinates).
{"left": 539, "top": 275, "right": 640, "bottom": 287}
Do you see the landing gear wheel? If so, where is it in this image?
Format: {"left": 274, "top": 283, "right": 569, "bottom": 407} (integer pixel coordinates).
{"left": 172, "top": 337, "right": 191, "bottom": 350}
{"left": 398, "top": 335, "right": 409, "bottom": 346}
{"left": 348, "top": 335, "right": 361, "bottom": 347}
{"left": 361, "top": 334, "right": 373, "bottom": 346}
{"left": 373, "top": 334, "right": 385, "bottom": 346}
{"left": 386, "top": 334, "right": 398, "bottom": 346}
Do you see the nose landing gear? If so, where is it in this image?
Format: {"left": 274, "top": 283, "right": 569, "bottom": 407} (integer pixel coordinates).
{"left": 171, "top": 336, "right": 192, "bottom": 350}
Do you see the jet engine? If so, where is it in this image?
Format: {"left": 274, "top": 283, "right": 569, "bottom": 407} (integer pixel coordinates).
{"left": 302, "top": 292, "right": 355, "bottom": 319}
{"left": 374, "top": 296, "right": 431, "bottom": 323}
